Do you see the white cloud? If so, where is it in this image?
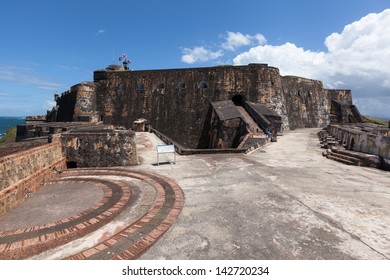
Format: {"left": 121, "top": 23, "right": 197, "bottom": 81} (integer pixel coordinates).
{"left": 222, "top": 31, "right": 266, "bottom": 51}
{"left": 233, "top": 43, "right": 327, "bottom": 78}
{"left": 0, "top": 64, "right": 66, "bottom": 116}
{"left": 181, "top": 47, "right": 223, "bottom": 64}
{"left": 0, "top": 64, "right": 65, "bottom": 90}
{"left": 179, "top": 11, "right": 390, "bottom": 116}
{"left": 181, "top": 32, "right": 266, "bottom": 64}
{"left": 96, "top": 29, "right": 106, "bottom": 36}
{"left": 354, "top": 97, "right": 390, "bottom": 119}
{"left": 43, "top": 100, "right": 56, "bottom": 110}
{"left": 232, "top": 9, "right": 390, "bottom": 117}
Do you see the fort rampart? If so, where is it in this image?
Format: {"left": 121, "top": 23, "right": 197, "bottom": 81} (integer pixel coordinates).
{"left": 71, "top": 64, "right": 352, "bottom": 148}
{"left": 60, "top": 128, "right": 138, "bottom": 167}
{"left": 327, "top": 124, "right": 390, "bottom": 169}
{"left": 0, "top": 142, "right": 66, "bottom": 216}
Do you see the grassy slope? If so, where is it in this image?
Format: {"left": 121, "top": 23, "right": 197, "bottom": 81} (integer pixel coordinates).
{"left": 362, "top": 116, "right": 388, "bottom": 126}
{"left": 0, "top": 127, "right": 16, "bottom": 144}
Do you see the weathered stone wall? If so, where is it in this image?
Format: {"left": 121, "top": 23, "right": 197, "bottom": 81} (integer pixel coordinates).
{"left": 72, "top": 82, "right": 99, "bottom": 122}
{"left": 60, "top": 128, "right": 138, "bottom": 167}
{"left": 0, "top": 142, "right": 66, "bottom": 216}
{"left": 282, "top": 76, "right": 352, "bottom": 129}
{"left": 53, "top": 64, "right": 355, "bottom": 148}
{"left": 55, "top": 82, "right": 98, "bottom": 122}
{"left": 94, "top": 65, "right": 287, "bottom": 148}
{"left": 328, "top": 124, "right": 390, "bottom": 169}
{"left": 56, "top": 89, "right": 76, "bottom": 122}
{"left": 25, "top": 115, "right": 45, "bottom": 124}
{"left": 209, "top": 113, "right": 246, "bottom": 149}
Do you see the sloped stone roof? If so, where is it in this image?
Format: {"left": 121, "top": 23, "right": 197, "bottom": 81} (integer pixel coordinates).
{"left": 211, "top": 100, "right": 241, "bottom": 120}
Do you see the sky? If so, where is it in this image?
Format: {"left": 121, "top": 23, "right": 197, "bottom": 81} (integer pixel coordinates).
{"left": 0, "top": 0, "right": 389, "bottom": 118}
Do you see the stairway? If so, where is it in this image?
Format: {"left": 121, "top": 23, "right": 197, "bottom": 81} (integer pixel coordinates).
{"left": 236, "top": 106, "right": 263, "bottom": 134}
{"left": 317, "top": 129, "right": 340, "bottom": 149}
{"left": 325, "top": 148, "right": 361, "bottom": 166}
{"left": 236, "top": 106, "right": 268, "bottom": 150}
{"left": 317, "top": 128, "right": 361, "bottom": 166}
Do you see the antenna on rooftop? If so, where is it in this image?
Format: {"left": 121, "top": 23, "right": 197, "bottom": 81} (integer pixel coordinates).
{"left": 119, "top": 53, "right": 131, "bottom": 70}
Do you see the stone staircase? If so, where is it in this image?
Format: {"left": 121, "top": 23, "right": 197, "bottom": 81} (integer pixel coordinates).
{"left": 236, "top": 106, "right": 263, "bottom": 135}
{"left": 325, "top": 148, "right": 361, "bottom": 166}
{"left": 317, "top": 129, "right": 340, "bottom": 149}
{"left": 236, "top": 106, "right": 268, "bottom": 150}
{"left": 318, "top": 128, "right": 387, "bottom": 170}
{"left": 317, "top": 128, "right": 361, "bottom": 166}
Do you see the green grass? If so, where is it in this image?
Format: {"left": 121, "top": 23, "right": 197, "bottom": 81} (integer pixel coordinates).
{"left": 0, "top": 126, "right": 16, "bottom": 144}
{"left": 362, "top": 116, "right": 388, "bottom": 126}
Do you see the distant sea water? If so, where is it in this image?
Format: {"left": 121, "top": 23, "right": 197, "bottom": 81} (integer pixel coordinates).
{"left": 0, "top": 116, "right": 25, "bottom": 137}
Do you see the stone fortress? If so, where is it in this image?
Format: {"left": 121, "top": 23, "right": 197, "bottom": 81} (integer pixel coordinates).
{"left": 47, "top": 64, "right": 362, "bottom": 148}
{"left": 1, "top": 63, "right": 389, "bottom": 260}
{"left": 13, "top": 63, "right": 390, "bottom": 168}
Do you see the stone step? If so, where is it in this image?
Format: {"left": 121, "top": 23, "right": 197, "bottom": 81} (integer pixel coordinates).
{"left": 330, "top": 148, "right": 381, "bottom": 168}
{"left": 326, "top": 154, "right": 356, "bottom": 165}
{"left": 317, "top": 131, "right": 329, "bottom": 136}
{"left": 328, "top": 151, "right": 360, "bottom": 165}
{"left": 320, "top": 137, "right": 337, "bottom": 142}
{"left": 331, "top": 148, "right": 367, "bottom": 160}
{"left": 321, "top": 142, "right": 341, "bottom": 149}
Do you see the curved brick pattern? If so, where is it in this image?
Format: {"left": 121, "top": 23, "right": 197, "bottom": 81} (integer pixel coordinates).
{"left": 0, "top": 168, "right": 184, "bottom": 260}
{"left": 0, "top": 178, "right": 132, "bottom": 259}
{"left": 62, "top": 168, "right": 184, "bottom": 260}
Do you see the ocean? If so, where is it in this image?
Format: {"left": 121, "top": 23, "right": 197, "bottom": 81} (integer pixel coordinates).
{"left": 0, "top": 116, "right": 25, "bottom": 137}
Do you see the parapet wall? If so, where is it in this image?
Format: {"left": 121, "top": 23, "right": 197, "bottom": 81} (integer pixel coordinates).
{"left": 94, "top": 65, "right": 287, "bottom": 148}
{"left": 328, "top": 124, "right": 390, "bottom": 170}
{"left": 60, "top": 128, "right": 138, "bottom": 167}
{"left": 91, "top": 64, "right": 352, "bottom": 148}
{"left": 49, "top": 64, "right": 357, "bottom": 149}
{"left": 54, "top": 82, "right": 98, "bottom": 123}
{"left": 0, "top": 142, "right": 66, "bottom": 216}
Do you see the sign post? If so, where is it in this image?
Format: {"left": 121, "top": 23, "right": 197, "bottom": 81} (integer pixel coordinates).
{"left": 156, "top": 144, "right": 176, "bottom": 166}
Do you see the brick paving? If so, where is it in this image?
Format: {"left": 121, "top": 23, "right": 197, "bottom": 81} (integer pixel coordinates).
{"left": 0, "top": 168, "right": 184, "bottom": 260}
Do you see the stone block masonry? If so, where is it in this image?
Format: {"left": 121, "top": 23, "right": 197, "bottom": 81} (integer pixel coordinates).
{"left": 327, "top": 123, "right": 390, "bottom": 170}
{"left": 60, "top": 127, "right": 138, "bottom": 167}
{"left": 48, "top": 63, "right": 362, "bottom": 150}
{"left": 92, "top": 64, "right": 356, "bottom": 148}
{"left": 0, "top": 142, "right": 66, "bottom": 216}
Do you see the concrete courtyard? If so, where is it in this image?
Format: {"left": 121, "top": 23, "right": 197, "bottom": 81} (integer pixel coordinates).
{"left": 137, "top": 128, "right": 390, "bottom": 259}
{"left": 1, "top": 128, "right": 389, "bottom": 260}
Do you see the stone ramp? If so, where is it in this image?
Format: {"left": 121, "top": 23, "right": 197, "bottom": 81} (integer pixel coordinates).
{"left": 0, "top": 168, "right": 184, "bottom": 260}
{"left": 236, "top": 106, "right": 262, "bottom": 134}
{"left": 236, "top": 106, "right": 268, "bottom": 150}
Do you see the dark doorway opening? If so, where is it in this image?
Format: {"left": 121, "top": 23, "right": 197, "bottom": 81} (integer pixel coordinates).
{"left": 67, "top": 161, "right": 77, "bottom": 169}
{"left": 232, "top": 95, "right": 247, "bottom": 106}
{"left": 350, "top": 138, "right": 355, "bottom": 150}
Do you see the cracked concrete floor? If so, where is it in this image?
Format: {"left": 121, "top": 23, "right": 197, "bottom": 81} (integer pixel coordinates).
{"left": 135, "top": 129, "right": 390, "bottom": 260}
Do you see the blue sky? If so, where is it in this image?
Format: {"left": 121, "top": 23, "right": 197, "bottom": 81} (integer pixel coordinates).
{"left": 0, "top": 0, "right": 389, "bottom": 118}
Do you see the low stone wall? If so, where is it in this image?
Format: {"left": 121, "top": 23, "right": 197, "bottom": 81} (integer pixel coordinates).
{"left": 151, "top": 128, "right": 247, "bottom": 155}
{"left": 60, "top": 128, "right": 138, "bottom": 167}
{"left": 0, "top": 142, "right": 66, "bottom": 216}
{"left": 327, "top": 124, "right": 390, "bottom": 170}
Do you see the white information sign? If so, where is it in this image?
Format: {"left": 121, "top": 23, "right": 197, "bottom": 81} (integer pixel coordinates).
{"left": 157, "top": 144, "right": 175, "bottom": 154}
{"left": 156, "top": 144, "right": 176, "bottom": 165}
